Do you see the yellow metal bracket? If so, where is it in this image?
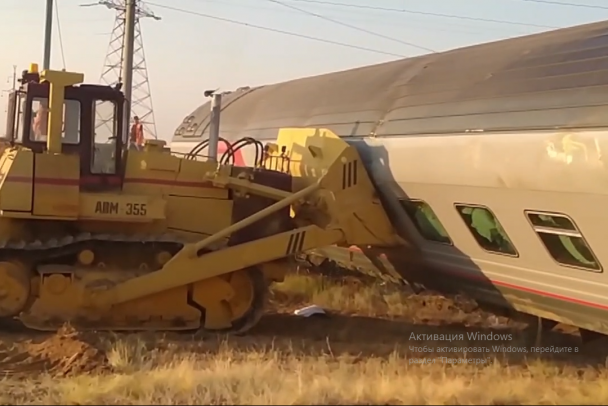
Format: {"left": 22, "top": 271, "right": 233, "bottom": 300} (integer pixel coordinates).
{"left": 86, "top": 179, "right": 329, "bottom": 307}
{"left": 208, "top": 170, "right": 292, "bottom": 200}
{"left": 39, "top": 69, "right": 84, "bottom": 154}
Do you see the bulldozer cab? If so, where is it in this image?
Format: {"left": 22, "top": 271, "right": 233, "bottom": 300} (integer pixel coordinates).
{"left": 4, "top": 64, "right": 125, "bottom": 191}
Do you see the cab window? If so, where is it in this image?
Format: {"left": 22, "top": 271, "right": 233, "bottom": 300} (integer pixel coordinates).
{"left": 5, "top": 92, "right": 24, "bottom": 143}
{"left": 29, "top": 97, "right": 80, "bottom": 144}
{"left": 91, "top": 99, "right": 118, "bottom": 174}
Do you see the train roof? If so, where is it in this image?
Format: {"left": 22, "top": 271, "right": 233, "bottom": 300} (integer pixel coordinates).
{"left": 173, "top": 20, "right": 608, "bottom": 143}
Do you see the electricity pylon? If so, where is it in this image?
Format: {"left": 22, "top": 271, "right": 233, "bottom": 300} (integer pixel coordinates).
{"left": 82, "top": 0, "right": 160, "bottom": 140}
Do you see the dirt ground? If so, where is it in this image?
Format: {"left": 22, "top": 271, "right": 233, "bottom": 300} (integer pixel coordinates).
{"left": 0, "top": 269, "right": 607, "bottom": 404}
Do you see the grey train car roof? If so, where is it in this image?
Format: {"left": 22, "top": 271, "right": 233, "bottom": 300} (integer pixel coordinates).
{"left": 173, "top": 20, "right": 608, "bottom": 142}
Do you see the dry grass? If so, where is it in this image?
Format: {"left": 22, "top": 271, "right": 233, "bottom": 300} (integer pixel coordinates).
{"left": 272, "top": 271, "right": 413, "bottom": 315}
{"left": 1, "top": 272, "right": 607, "bottom": 404}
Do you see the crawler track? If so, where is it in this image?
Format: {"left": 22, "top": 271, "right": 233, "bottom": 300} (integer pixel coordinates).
{"left": 0, "top": 231, "right": 186, "bottom": 260}
{"left": 0, "top": 232, "right": 267, "bottom": 336}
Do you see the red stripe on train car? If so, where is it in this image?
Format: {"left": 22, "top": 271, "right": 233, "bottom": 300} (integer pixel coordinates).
{"left": 344, "top": 245, "right": 608, "bottom": 311}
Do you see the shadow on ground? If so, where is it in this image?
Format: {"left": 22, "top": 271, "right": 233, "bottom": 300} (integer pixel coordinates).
{"left": 245, "top": 313, "right": 600, "bottom": 367}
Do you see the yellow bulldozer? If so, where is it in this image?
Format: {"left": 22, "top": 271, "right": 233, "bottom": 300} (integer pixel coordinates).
{"left": 0, "top": 64, "right": 401, "bottom": 334}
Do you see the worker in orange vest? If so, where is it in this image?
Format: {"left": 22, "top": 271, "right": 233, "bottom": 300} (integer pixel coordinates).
{"left": 129, "top": 116, "right": 144, "bottom": 150}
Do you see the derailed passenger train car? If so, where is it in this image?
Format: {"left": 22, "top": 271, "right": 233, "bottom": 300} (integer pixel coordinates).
{"left": 172, "top": 20, "right": 608, "bottom": 342}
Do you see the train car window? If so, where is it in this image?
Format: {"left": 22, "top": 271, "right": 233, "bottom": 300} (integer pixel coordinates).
{"left": 399, "top": 200, "right": 452, "bottom": 244}
{"left": 525, "top": 211, "right": 600, "bottom": 271}
{"left": 455, "top": 204, "right": 518, "bottom": 256}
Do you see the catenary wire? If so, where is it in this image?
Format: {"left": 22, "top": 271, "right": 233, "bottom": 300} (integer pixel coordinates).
{"left": 516, "top": 0, "right": 608, "bottom": 10}
{"left": 145, "top": 2, "right": 409, "bottom": 57}
{"left": 265, "top": 0, "right": 435, "bottom": 53}
{"left": 189, "top": 0, "right": 540, "bottom": 36}
{"left": 55, "top": 0, "right": 67, "bottom": 69}
{"left": 282, "top": 0, "right": 559, "bottom": 29}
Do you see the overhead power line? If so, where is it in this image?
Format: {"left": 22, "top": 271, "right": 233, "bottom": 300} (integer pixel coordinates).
{"left": 54, "top": 0, "right": 67, "bottom": 69}
{"left": 517, "top": 0, "right": 608, "bottom": 10}
{"left": 283, "top": 0, "right": 560, "bottom": 29}
{"left": 145, "top": 2, "right": 407, "bottom": 58}
{"left": 266, "top": 0, "right": 435, "bottom": 53}
{"left": 190, "top": 0, "right": 535, "bottom": 37}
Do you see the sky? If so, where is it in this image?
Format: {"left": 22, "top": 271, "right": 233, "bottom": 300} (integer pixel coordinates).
{"left": 0, "top": 0, "right": 607, "bottom": 141}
